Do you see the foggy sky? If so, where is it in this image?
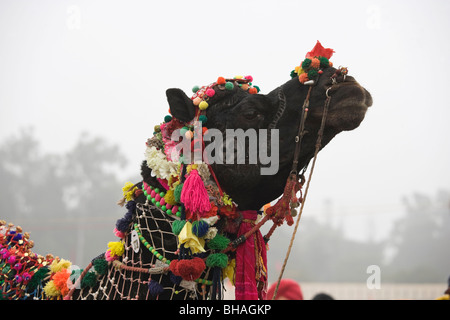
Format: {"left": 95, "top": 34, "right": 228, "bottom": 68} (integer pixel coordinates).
{"left": 1, "top": 0, "right": 450, "bottom": 242}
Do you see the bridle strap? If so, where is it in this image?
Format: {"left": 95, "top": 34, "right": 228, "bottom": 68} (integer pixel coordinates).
{"left": 271, "top": 87, "right": 333, "bottom": 300}
{"left": 290, "top": 86, "right": 313, "bottom": 177}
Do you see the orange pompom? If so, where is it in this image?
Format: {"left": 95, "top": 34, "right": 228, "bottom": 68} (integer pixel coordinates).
{"left": 249, "top": 87, "right": 258, "bottom": 94}
{"left": 52, "top": 269, "right": 70, "bottom": 296}
{"left": 217, "top": 77, "right": 226, "bottom": 85}
{"left": 202, "top": 127, "right": 208, "bottom": 135}
{"left": 311, "top": 58, "right": 320, "bottom": 69}
{"left": 240, "top": 84, "right": 249, "bottom": 91}
{"left": 298, "top": 73, "right": 309, "bottom": 84}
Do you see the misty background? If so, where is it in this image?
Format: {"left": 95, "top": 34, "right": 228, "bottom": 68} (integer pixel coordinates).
{"left": 1, "top": 0, "right": 449, "bottom": 289}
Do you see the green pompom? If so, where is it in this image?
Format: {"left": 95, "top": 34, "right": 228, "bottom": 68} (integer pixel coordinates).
{"left": 180, "top": 127, "right": 189, "bottom": 136}
{"left": 301, "top": 58, "right": 312, "bottom": 70}
{"left": 93, "top": 258, "right": 108, "bottom": 276}
{"left": 172, "top": 219, "right": 186, "bottom": 236}
{"left": 192, "top": 85, "right": 200, "bottom": 93}
{"left": 27, "top": 267, "right": 49, "bottom": 291}
{"left": 81, "top": 271, "right": 97, "bottom": 288}
{"left": 318, "top": 56, "right": 330, "bottom": 68}
{"left": 225, "top": 82, "right": 234, "bottom": 90}
{"left": 206, "top": 253, "right": 228, "bottom": 268}
{"left": 174, "top": 183, "right": 183, "bottom": 202}
{"left": 307, "top": 69, "right": 319, "bottom": 79}
{"left": 164, "top": 115, "right": 173, "bottom": 123}
{"left": 198, "top": 115, "right": 207, "bottom": 125}
{"left": 290, "top": 69, "right": 297, "bottom": 78}
{"left": 207, "top": 234, "right": 230, "bottom": 251}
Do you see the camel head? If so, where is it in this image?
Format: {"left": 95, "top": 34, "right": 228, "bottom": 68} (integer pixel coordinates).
{"left": 165, "top": 42, "right": 372, "bottom": 210}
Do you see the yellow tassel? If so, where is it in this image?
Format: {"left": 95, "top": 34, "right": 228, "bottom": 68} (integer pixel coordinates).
{"left": 43, "top": 280, "right": 61, "bottom": 297}
{"left": 108, "top": 241, "right": 124, "bottom": 257}
{"left": 122, "top": 182, "right": 137, "bottom": 201}
{"left": 164, "top": 190, "right": 177, "bottom": 205}
{"left": 50, "top": 258, "right": 72, "bottom": 273}
{"left": 222, "top": 258, "right": 236, "bottom": 286}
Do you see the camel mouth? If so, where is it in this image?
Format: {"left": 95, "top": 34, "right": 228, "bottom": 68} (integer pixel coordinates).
{"left": 324, "top": 83, "right": 372, "bottom": 130}
{"left": 331, "top": 82, "right": 372, "bottom": 109}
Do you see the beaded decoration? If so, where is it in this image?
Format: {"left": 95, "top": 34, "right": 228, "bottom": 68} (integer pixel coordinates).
{"left": 291, "top": 40, "right": 335, "bottom": 84}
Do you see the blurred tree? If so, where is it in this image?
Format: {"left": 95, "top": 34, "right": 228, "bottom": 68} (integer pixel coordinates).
{"left": 0, "top": 128, "right": 132, "bottom": 267}
{"left": 384, "top": 191, "right": 450, "bottom": 283}
{"left": 266, "top": 216, "right": 385, "bottom": 283}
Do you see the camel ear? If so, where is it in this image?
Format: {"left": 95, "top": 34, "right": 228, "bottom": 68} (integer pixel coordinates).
{"left": 166, "top": 88, "right": 195, "bottom": 123}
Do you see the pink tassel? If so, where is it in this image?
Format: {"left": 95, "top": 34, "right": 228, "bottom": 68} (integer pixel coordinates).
{"left": 181, "top": 169, "right": 211, "bottom": 217}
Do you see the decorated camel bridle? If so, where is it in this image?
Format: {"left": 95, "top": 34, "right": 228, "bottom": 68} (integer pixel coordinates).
{"left": 0, "top": 41, "right": 350, "bottom": 301}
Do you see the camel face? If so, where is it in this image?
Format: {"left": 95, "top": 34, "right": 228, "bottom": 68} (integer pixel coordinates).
{"left": 191, "top": 67, "right": 371, "bottom": 209}
{"left": 306, "top": 66, "right": 373, "bottom": 132}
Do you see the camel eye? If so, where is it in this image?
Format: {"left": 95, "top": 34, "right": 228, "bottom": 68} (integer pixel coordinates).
{"left": 243, "top": 109, "right": 258, "bottom": 120}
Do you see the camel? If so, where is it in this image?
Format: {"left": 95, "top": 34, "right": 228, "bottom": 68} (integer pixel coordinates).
{"left": 0, "top": 42, "right": 372, "bottom": 300}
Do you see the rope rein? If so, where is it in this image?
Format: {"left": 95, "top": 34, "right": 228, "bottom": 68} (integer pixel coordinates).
{"left": 272, "top": 91, "right": 332, "bottom": 300}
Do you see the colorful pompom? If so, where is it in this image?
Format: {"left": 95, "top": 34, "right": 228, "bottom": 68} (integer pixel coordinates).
{"left": 148, "top": 279, "right": 164, "bottom": 297}
{"left": 198, "top": 101, "right": 209, "bottom": 110}
{"left": 164, "top": 189, "right": 176, "bottom": 205}
{"left": 205, "top": 253, "right": 228, "bottom": 268}
{"left": 193, "top": 97, "right": 202, "bottom": 106}
{"left": 52, "top": 269, "right": 70, "bottom": 296}
{"left": 192, "top": 85, "right": 200, "bottom": 93}
{"left": 318, "top": 56, "right": 330, "bottom": 68}
{"left": 225, "top": 82, "right": 234, "bottom": 90}
{"left": 311, "top": 58, "right": 320, "bottom": 69}
{"left": 217, "top": 77, "right": 226, "bottom": 85}
{"left": 205, "top": 88, "right": 215, "bottom": 97}
{"left": 198, "top": 115, "right": 207, "bottom": 124}
{"left": 174, "top": 183, "right": 183, "bottom": 202}
{"left": 180, "top": 127, "right": 189, "bottom": 136}
{"left": 175, "top": 257, "right": 205, "bottom": 281}
{"left": 164, "top": 115, "right": 172, "bottom": 123}
{"left": 172, "top": 219, "right": 186, "bottom": 236}
{"left": 50, "top": 258, "right": 72, "bottom": 274}
{"left": 307, "top": 69, "right": 319, "bottom": 79}
{"left": 43, "top": 280, "right": 60, "bottom": 297}
{"left": 81, "top": 271, "right": 97, "bottom": 288}
{"left": 191, "top": 220, "right": 209, "bottom": 238}
{"left": 206, "top": 234, "right": 230, "bottom": 251}
{"left": 249, "top": 87, "right": 258, "bottom": 94}
{"left": 93, "top": 258, "right": 108, "bottom": 276}
{"left": 298, "top": 73, "right": 309, "bottom": 84}
{"left": 301, "top": 58, "right": 312, "bottom": 69}
{"left": 107, "top": 241, "right": 124, "bottom": 257}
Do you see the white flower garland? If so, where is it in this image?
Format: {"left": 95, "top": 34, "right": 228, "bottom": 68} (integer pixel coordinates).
{"left": 144, "top": 146, "right": 178, "bottom": 180}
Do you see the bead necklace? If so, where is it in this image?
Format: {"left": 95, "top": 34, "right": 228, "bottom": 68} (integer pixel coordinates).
{"left": 134, "top": 223, "right": 170, "bottom": 265}
{"left": 133, "top": 223, "right": 213, "bottom": 286}
{"left": 142, "top": 182, "right": 182, "bottom": 217}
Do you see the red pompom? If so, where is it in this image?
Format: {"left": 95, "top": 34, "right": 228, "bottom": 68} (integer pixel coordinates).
{"left": 169, "top": 259, "right": 179, "bottom": 274}
{"left": 176, "top": 257, "right": 205, "bottom": 281}
{"left": 249, "top": 87, "right": 258, "bottom": 94}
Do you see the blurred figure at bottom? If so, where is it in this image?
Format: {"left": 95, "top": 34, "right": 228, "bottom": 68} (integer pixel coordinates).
{"left": 436, "top": 275, "right": 449, "bottom": 300}
{"left": 266, "top": 278, "right": 303, "bottom": 300}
